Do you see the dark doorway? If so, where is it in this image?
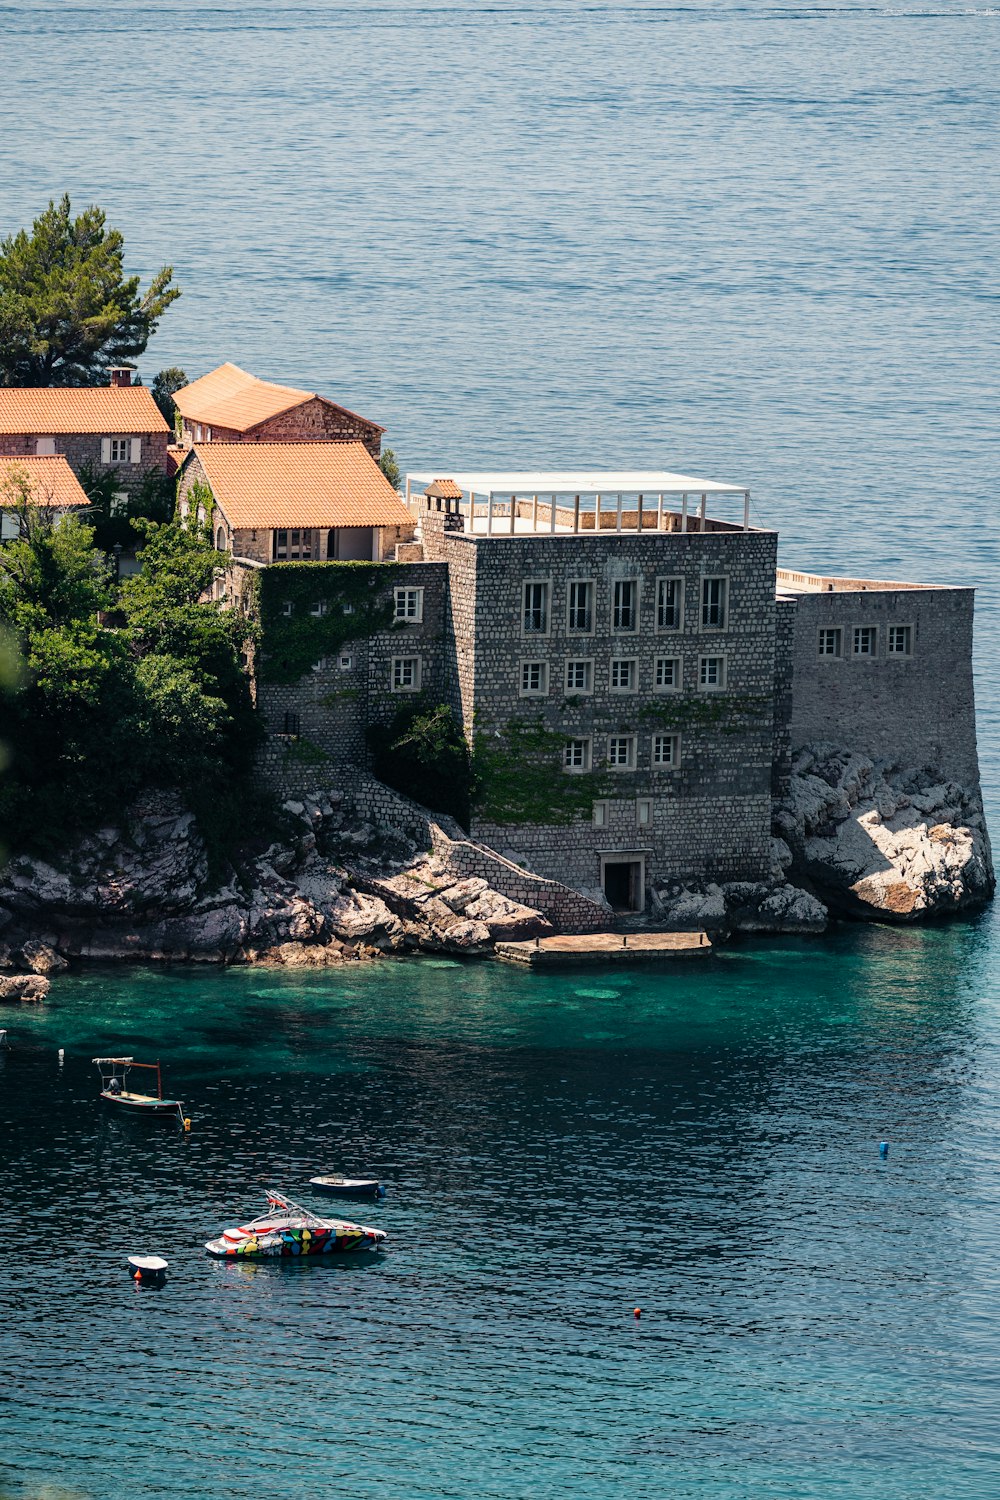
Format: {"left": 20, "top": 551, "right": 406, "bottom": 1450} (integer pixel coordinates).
{"left": 603, "top": 859, "right": 643, "bottom": 912}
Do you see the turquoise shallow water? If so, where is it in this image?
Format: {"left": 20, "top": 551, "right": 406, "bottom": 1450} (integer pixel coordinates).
{"left": 1, "top": 1, "right": 999, "bottom": 1495}
{"left": 3, "top": 930, "right": 1000, "bottom": 1499}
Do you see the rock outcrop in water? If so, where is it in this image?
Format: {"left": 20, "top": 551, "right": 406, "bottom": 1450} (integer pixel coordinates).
{"left": 774, "top": 747, "right": 994, "bottom": 921}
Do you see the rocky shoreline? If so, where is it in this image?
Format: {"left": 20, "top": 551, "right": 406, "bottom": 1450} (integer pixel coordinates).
{"left": 0, "top": 750, "right": 992, "bottom": 991}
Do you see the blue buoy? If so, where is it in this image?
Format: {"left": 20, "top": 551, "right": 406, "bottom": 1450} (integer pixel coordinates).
{"left": 879, "top": 1141, "right": 889, "bottom": 1159}
{"left": 377, "top": 1185, "right": 387, "bottom": 1199}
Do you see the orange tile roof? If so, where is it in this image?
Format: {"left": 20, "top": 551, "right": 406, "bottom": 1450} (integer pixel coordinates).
{"left": 0, "top": 456, "right": 91, "bottom": 509}
{"left": 174, "top": 362, "right": 384, "bottom": 435}
{"left": 191, "top": 442, "right": 412, "bottom": 530}
{"left": 426, "top": 478, "right": 464, "bottom": 500}
{"left": 0, "top": 385, "right": 168, "bottom": 435}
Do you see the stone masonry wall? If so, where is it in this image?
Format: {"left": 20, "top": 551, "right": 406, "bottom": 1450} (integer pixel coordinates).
{"left": 0, "top": 430, "right": 170, "bottom": 491}
{"left": 787, "top": 586, "right": 983, "bottom": 790}
{"left": 772, "top": 598, "right": 796, "bottom": 800}
{"left": 181, "top": 400, "right": 381, "bottom": 458}
{"left": 429, "top": 525, "right": 779, "bottom": 891}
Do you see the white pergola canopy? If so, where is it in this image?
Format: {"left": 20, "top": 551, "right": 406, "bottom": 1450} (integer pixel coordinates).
{"left": 407, "top": 468, "right": 746, "bottom": 495}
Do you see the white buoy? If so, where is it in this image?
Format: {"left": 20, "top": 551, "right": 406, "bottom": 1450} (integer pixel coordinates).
{"left": 58, "top": 1048, "right": 64, "bottom": 1064}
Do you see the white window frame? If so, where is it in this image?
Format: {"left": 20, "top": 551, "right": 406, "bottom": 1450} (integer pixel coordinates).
{"left": 655, "top": 575, "right": 684, "bottom": 632}
{"left": 564, "top": 658, "right": 594, "bottom": 695}
{"left": 852, "top": 625, "right": 878, "bottom": 658}
{"left": 108, "top": 435, "right": 130, "bottom": 463}
{"left": 607, "top": 734, "right": 637, "bottom": 771}
{"left": 519, "top": 659, "right": 549, "bottom": 698}
{"left": 653, "top": 655, "right": 682, "bottom": 693}
{"left": 609, "top": 657, "right": 638, "bottom": 694}
{"left": 698, "top": 654, "right": 727, "bottom": 691}
{"left": 111, "top": 491, "right": 129, "bottom": 517}
{"left": 817, "top": 627, "right": 843, "bottom": 658}
{"left": 566, "top": 579, "right": 595, "bottom": 635}
{"left": 636, "top": 798, "right": 652, "bottom": 827}
{"left": 887, "top": 623, "right": 913, "bottom": 658}
{"left": 652, "top": 732, "right": 681, "bottom": 770}
{"left": 338, "top": 654, "right": 355, "bottom": 670}
{"left": 309, "top": 600, "right": 328, "bottom": 618}
{"left": 35, "top": 436, "right": 56, "bottom": 456}
{"left": 522, "top": 579, "right": 550, "bottom": 637}
{"left": 391, "top": 655, "right": 422, "bottom": 692}
{"left": 700, "top": 575, "right": 728, "bottom": 631}
{"left": 611, "top": 578, "right": 639, "bottom": 633}
{"left": 281, "top": 600, "right": 293, "bottom": 617}
{"left": 311, "top": 656, "right": 329, "bottom": 673}
{"left": 592, "top": 800, "right": 609, "bottom": 828}
{"left": 394, "top": 586, "right": 424, "bottom": 623}
{"left": 563, "top": 737, "right": 592, "bottom": 774}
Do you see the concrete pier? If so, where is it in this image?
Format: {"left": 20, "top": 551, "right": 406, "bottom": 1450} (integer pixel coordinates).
{"left": 494, "top": 930, "right": 712, "bottom": 967}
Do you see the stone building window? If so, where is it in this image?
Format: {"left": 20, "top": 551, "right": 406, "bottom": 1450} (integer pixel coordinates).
{"left": 566, "top": 580, "right": 594, "bottom": 633}
{"left": 339, "top": 654, "right": 355, "bottom": 670}
{"left": 852, "top": 626, "right": 877, "bottom": 657}
{"left": 701, "top": 576, "right": 728, "bottom": 629}
{"left": 652, "top": 732, "right": 680, "bottom": 769}
{"left": 818, "top": 628, "right": 842, "bottom": 657}
{"left": 392, "top": 656, "right": 421, "bottom": 692}
{"left": 112, "top": 492, "right": 129, "bottom": 517}
{"left": 311, "top": 657, "right": 329, "bottom": 672}
{"left": 636, "top": 798, "right": 652, "bottom": 826}
{"left": 592, "top": 801, "right": 609, "bottom": 827}
{"left": 608, "top": 735, "right": 637, "bottom": 770}
{"left": 565, "top": 659, "right": 593, "bottom": 693}
{"left": 698, "top": 655, "right": 726, "bottom": 690}
{"left": 309, "top": 600, "right": 328, "bottom": 617}
{"left": 563, "top": 737, "right": 592, "bottom": 773}
{"left": 612, "top": 579, "right": 638, "bottom": 632}
{"left": 273, "top": 528, "right": 316, "bottom": 560}
{"left": 395, "top": 587, "right": 424, "bottom": 623}
{"left": 887, "top": 624, "right": 912, "bottom": 657}
{"left": 519, "top": 661, "right": 549, "bottom": 697}
{"left": 281, "top": 600, "right": 293, "bottom": 617}
{"left": 609, "top": 658, "right": 637, "bottom": 693}
{"left": 280, "top": 711, "right": 300, "bottom": 738}
{"left": 656, "top": 576, "right": 683, "bottom": 631}
{"left": 523, "top": 580, "right": 550, "bottom": 635}
{"left": 107, "top": 436, "right": 130, "bottom": 463}
{"left": 654, "top": 656, "right": 681, "bottom": 692}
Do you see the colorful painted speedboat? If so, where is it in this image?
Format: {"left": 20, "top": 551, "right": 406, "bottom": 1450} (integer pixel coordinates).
{"left": 205, "top": 1191, "right": 386, "bottom": 1259}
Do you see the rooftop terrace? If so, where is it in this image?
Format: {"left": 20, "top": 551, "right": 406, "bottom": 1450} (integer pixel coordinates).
{"left": 406, "top": 469, "right": 758, "bottom": 537}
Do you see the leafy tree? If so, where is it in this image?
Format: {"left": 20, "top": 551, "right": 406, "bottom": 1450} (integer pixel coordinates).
{"left": 78, "top": 461, "right": 176, "bottom": 552}
{"left": 378, "top": 447, "right": 401, "bottom": 490}
{"left": 368, "top": 698, "right": 472, "bottom": 825}
{"left": 0, "top": 195, "right": 180, "bottom": 386}
{"left": 151, "top": 366, "right": 188, "bottom": 431}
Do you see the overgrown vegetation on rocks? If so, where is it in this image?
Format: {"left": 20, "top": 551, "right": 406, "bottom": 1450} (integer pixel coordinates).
{"left": 0, "top": 484, "right": 260, "bottom": 860}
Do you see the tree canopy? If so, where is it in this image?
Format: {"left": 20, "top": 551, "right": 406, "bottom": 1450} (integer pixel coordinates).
{"left": 0, "top": 195, "right": 180, "bottom": 386}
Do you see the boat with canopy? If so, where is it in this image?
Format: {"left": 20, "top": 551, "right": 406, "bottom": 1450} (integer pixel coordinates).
{"left": 205, "top": 1191, "right": 387, "bottom": 1259}
{"left": 92, "top": 1057, "right": 186, "bottom": 1122}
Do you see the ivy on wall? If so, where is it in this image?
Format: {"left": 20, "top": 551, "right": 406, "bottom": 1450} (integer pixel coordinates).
{"left": 254, "top": 561, "right": 401, "bottom": 684}
{"left": 637, "top": 691, "right": 772, "bottom": 734}
{"left": 471, "top": 718, "right": 611, "bottom": 827}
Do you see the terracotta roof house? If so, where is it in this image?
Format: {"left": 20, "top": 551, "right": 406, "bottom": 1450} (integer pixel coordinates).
{"left": 173, "top": 364, "right": 384, "bottom": 459}
{"left": 178, "top": 441, "right": 414, "bottom": 563}
{"left": 0, "top": 455, "right": 91, "bottom": 541}
{"left": 0, "top": 370, "right": 171, "bottom": 501}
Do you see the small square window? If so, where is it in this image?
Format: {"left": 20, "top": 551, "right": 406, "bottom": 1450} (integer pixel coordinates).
{"left": 395, "top": 587, "right": 424, "bottom": 623}
{"left": 565, "top": 659, "right": 593, "bottom": 693}
{"left": 887, "top": 624, "right": 912, "bottom": 657}
{"left": 612, "top": 579, "right": 638, "bottom": 632}
{"left": 311, "top": 656, "right": 329, "bottom": 673}
{"left": 636, "top": 798, "right": 652, "bottom": 827}
{"left": 701, "top": 576, "right": 728, "bottom": 629}
{"left": 607, "top": 735, "right": 637, "bottom": 770}
{"left": 652, "top": 733, "right": 680, "bottom": 769}
{"left": 109, "top": 436, "right": 130, "bottom": 463}
{"left": 609, "top": 658, "right": 637, "bottom": 693}
{"left": 654, "top": 656, "right": 681, "bottom": 692}
{"left": 111, "top": 491, "right": 128, "bottom": 517}
{"left": 853, "top": 626, "right": 877, "bottom": 657}
{"left": 656, "top": 576, "right": 683, "bottom": 631}
{"left": 343, "top": 602, "right": 355, "bottom": 615}
{"left": 392, "top": 656, "right": 421, "bottom": 691}
{"left": 281, "top": 600, "right": 293, "bottom": 617}
{"left": 339, "top": 654, "right": 354, "bottom": 670}
{"left": 592, "top": 801, "right": 609, "bottom": 827}
{"left": 699, "top": 655, "right": 726, "bottom": 690}
{"left": 520, "top": 660, "right": 549, "bottom": 697}
{"left": 563, "top": 738, "right": 592, "bottom": 773}
{"left": 818, "top": 628, "right": 842, "bottom": 658}
{"left": 309, "top": 600, "right": 328, "bottom": 618}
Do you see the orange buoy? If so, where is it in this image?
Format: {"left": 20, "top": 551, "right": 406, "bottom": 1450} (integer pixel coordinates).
{"left": 634, "top": 1307, "right": 641, "bottom": 1319}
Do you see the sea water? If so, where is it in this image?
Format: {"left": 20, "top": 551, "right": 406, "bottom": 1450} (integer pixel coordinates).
{"left": 0, "top": 2, "right": 999, "bottom": 1496}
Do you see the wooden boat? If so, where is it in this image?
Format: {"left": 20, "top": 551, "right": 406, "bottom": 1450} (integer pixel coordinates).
{"left": 309, "top": 1173, "right": 383, "bottom": 1199}
{"left": 92, "top": 1056, "right": 186, "bottom": 1122}
{"left": 205, "top": 1191, "right": 386, "bottom": 1260}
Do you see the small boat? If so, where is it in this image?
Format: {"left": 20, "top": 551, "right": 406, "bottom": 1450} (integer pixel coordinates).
{"left": 205, "top": 1191, "right": 386, "bottom": 1259}
{"left": 128, "top": 1255, "right": 168, "bottom": 1283}
{"left": 93, "top": 1056, "right": 186, "bottom": 1122}
{"left": 309, "top": 1173, "right": 384, "bottom": 1199}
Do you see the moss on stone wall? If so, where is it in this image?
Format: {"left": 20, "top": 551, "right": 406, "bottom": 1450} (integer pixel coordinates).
{"left": 255, "top": 562, "right": 400, "bottom": 684}
{"left": 471, "top": 718, "right": 610, "bottom": 826}
{"left": 638, "top": 691, "right": 772, "bottom": 734}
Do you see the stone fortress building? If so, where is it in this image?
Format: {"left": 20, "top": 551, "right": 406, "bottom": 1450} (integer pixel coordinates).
{"left": 6, "top": 357, "right": 980, "bottom": 924}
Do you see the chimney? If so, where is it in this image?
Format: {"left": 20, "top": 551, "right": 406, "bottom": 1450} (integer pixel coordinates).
{"left": 109, "top": 367, "right": 134, "bottom": 387}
